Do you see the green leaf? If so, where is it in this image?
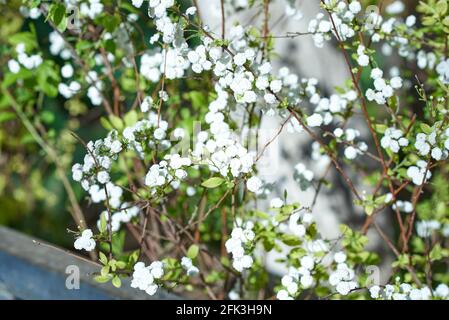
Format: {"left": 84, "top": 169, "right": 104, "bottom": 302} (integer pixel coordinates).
{"left": 112, "top": 276, "right": 122, "bottom": 288}
{"left": 443, "top": 16, "right": 449, "bottom": 26}
{"left": 52, "top": 4, "right": 66, "bottom": 26}
{"left": 187, "top": 244, "right": 199, "bottom": 259}
{"left": 109, "top": 115, "right": 124, "bottom": 131}
{"left": 430, "top": 244, "right": 449, "bottom": 261}
{"left": 280, "top": 234, "right": 302, "bottom": 246}
{"left": 99, "top": 212, "right": 107, "bottom": 233}
{"left": 365, "top": 205, "right": 374, "bottom": 216}
{"left": 99, "top": 251, "right": 108, "bottom": 265}
{"left": 101, "top": 265, "right": 110, "bottom": 276}
{"left": 100, "top": 117, "right": 113, "bottom": 131}
{"left": 94, "top": 275, "right": 112, "bottom": 283}
{"left": 124, "top": 110, "right": 138, "bottom": 126}
{"left": 420, "top": 123, "right": 433, "bottom": 134}
{"left": 0, "top": 111, "right": 16, "bottom": 123}
{"left": 436, "top": 0, "right": 448, "bottom": 15}
{"left": 201, "top": 177, "right": 225, "bottom": 189}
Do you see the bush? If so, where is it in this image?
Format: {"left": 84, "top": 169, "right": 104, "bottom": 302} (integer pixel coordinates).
{"left": 1, "top": 0, "right": 449, "bottom": 300}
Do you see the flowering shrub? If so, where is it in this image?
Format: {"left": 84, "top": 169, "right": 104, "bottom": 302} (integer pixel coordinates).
{"left": 2, "top": 0, "right": 449, "bottom": 300}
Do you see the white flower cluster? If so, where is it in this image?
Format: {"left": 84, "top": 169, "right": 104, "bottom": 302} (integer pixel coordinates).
{"left": 369, "top": 283, "right": 449, "bottom": 300}
{"left": 293, "top": 163, "right": 314, "bottom": 191}
{"left": 8, "top": 43, "right": 42, "bottom": 74}
{"left": 140, "top": 48, "right": 189, "bottom": 82}
{"left": 80, "top": 0, "right": 104, "bottom": 19}
{"left": 436, "top": 59, "right": 449, "bottom": 84}
{"left": 416, "top": 220, "right": 442, "bottom": 238}
{"left": 180, "top": 257, "right": 199, "bottom": 277}
{"left": 144, "top": 153, "right": 191, "bottom": 192}
{"left": 407, "top": 160, "right": 431, "bottom": 186}
{"left": 98, "top": 203, "right": 140, "bottom": 232}
{"left": 416, "top": 50, "right": 436, "bottom": 70}
{"left": 328, "top": 252, "right": 358, "bottom": 295}
{"left": 333, "top": 128, "right": 367, "bottom": 160}
{"left": 19, "top": 5, "right": 42, "bottom": 19}
{"left": 225, "top": 221, "right": 255, "bottom": 272}
{"left": 85, "top": 71, "right": 104, "bottom": 106}
{"left": 123, "top": 112, "right": 174, "bottom": 157}
{"left": 71, "top": 130, "right": 122, "bottom": 189}
{"left": 74, "top": 229, "right": 96, "bottom": 252}
{"left": 414, "top": 130, "right": 448, "bottom": 161}
{"left": 287, "top": 211, "right": 314, "bottom": 238}
{"left": 131, "top": 261, "right": 164, "bottom": 296}
{"left": 308, "top": 1, "right": 359, "bottom": 48}
{"left": 392, "top": 200, "right": 413, "bottom": 213}
{"left": 88, "top": 182, "right": 123, "bottom": 208}
{"left": 49, "top": 31, "right": 71, "bottom": 59}
{"left": 380, "top": 127, "right": 408, "bottom": 153}
{"left": 366, "top": 68, "right": 403, "bottom": 104}
{"left": 147, "top": 0, "right": 176, "bottom": 44}
{"left": 246, "top": 176, "right": 263, "bottom": 194}
{"left": 192, "top": 91, "right": 256, "bottom": 179}
{"left": 277, "top": 260, "right": 315, "bottom": 300}
{"left": 58, "top": 64, "right": 81, "bottom": 99}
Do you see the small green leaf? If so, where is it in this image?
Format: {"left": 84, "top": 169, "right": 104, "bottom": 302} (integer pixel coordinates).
{"left": 94, "top": 275, "right": 112, "bottom": 283}
{"left": 109, "top": 115, "right": 124, "bottom": 131}
{"left": 201, "top": 177, "right": 225, "bottom": 189}
{"left": 101, "top": 265, "right": 110, "bottom": 276}
{"left": 436, "top": 0, "right": 448, "bottom": 15}
{"left": 112, "top": 276, "right": 122, "bottom": 288}
{"left": 99, "top": 251, "right": 108, "bottom": 265}
{"left": 124, "top": 110, "right": 138, "bottom": 126}
{"left": 365, "top": 205, "right": 374, "bottom": 216}
{"left": 420, "top": 123, "right": 433, "bottom": 135}
{"left": 99, "top": 212, "right": 107, "bottom": 233}
{"left": 187, "top": 244, "right": 199, "bottom": 259}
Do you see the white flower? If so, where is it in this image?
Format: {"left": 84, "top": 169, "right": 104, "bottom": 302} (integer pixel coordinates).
{"left": 270, "top": 197, "right": 284, "bottom": 208}
{"left": 259, "top": 62, "right": 272, "bottom": 75}
{"left": 132, "top": 0, "right": 144, "bottom": 8}
{"left": 300, "top": 256, "right": 314, "bottom": 270}
{"left": 431, "top": 147, "right": 442, "bottom": 161}
{"left": 97, "top": 171, "right": 110, "bottom": 184}
{"left": 8, "top": 59, "right": 20, "bottom": 74}
{"left": 181, "top": 256, "right": 193, "bottom": 269}
{"left": 277, "top": 289, "right": 292, "bottom": 300}
{"left": 173, "top": 128, "right": 185, "bottom": 139}
{"left": 381, "top": 128, "right": 408, "bottom": 153}
{"left": 74, "top": 229, "right": 96, "bottom": 251}
{"left": 349, "top": 1, "right": 362, "bottom": 14}
{"left": 264, "top": 93, "right": 276, "bottom": 104}
{"left": 185, "top": 6, "right": 197, "bottom": 15}
{"left": 233, "top": 53, "right": 247, "bottom": 66}
{"left": 357, "top": 54, "right": 369, "bottom": 66}
{"left": 406, "top": 15, "right": 416, "bottom": 27}
{"left": 390, "top": 76, "right": 403, "bottom": 89}
{"left": 246, "top": 176, "right": 262, "bottom": 193}
{"left": 334, "top": 251, "right": 347, "bottom": 263}
{"left": 307, "top": 113, "right": 323, "bottom": 127}
{"left": 344, "top": 146, "right": 358, "bottom": 159}
{"left": 270, "top": 80, "right": 282, "bottom": 93}
{"left": 435, "top": 284, "right": 449, "bottom": 298}
{"left": 140, "top": 96, "right": 154, "bottom": 112}
{"left": 407, "top": 160, "right": 431, "bottom": 185}
{"left": 61, "top": 64, "right": 74, "bottom": 78}
{"left": 370, "top": 68, "right": 383, "bottom": 80}
{"left": 369, "top": 285, "right": 381, "bottom": 298}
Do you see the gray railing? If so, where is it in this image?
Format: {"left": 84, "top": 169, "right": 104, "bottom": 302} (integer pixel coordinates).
{"left": 0, "top": 226, "right": 178, "bottom": 300}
